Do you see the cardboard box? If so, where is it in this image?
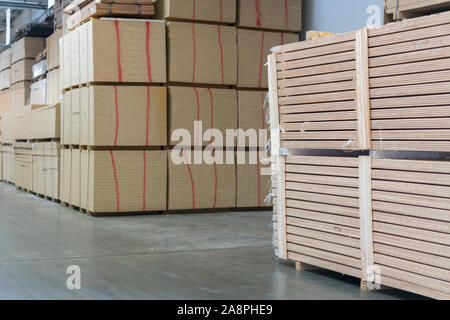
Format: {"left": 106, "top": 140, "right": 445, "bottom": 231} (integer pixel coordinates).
{"left": 14, "top": 143, "right": 33, "bottom": 190}
{"left": 15, "top": 104, "right": 60, "bottom": 140}
{"left": 167, "top": 150, "right": 236, "bottom": 210}
{"left": 1, "top": 145, "right": 14, "bottom": 183}
{"left": 157, "top": 0, "right": 236, "bottom": 23}
{"left": 168, "top": 86, "right": 237, "bottom": 146}
{"left": 167, "top": 22, "right": 237, "bottom": 85}
{"left": 236, "top": 151, "right": 271, "bottom": 208}
{"left": 11, "top": 37, "right": 45, "bottom": 64}
{"left": 238, "top": 90, "right": 269, "bottom": 148}
{"left": 237, "top": 0, "right": 302, "bottom": 32}
{"left": 60, "top": 149, "right": 167, "bottom": 213}
{"left": 0, "top": 89, "right": 10, "bottom": 115}
{"left": 11, "top": 59, "right": 34, "bottom": 84}
{"left": 10, "top": 81, "right": 31, "bottom": 109}
{"left": 60, "top": 19, "right": 166, "bottom": 88}
{"left": 30, "top": 79, "right": 47, "bottom": 105}
{"left": 238, "top": 29, "right": 298, "bottom": 88}
{"left": 46, "top": 29, "right": 63, "bottom": 70}
{"left": 0, "top": 48, "right": 11, "bottom": 71}
{"left": 62, "top": 85, "right": 166, "bottom": 146}
{"left": 32, "top": 141, "right": 60, "bottom": 199}
{"left": 0, "top": 68, "right": 10, "bottom": 90}
{"left": 46, "top": 68, "right": 60, "bottom": 105}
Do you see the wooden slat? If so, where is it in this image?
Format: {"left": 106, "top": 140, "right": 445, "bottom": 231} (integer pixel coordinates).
{"left": 372, "top": 106, "right": 450, "bottom": 119}
{"left": 372, "top": 117, "right": 450, "bottom": 130}
{"left": 371, "top": 141, "right": 450, "bottom": 152}
{"left": 287, "top": 243, "right": 361, "bottom": 269}
{"left": 374, "top": 243, "right": 450, "bottom": 270}
{"left": 278, "top": 81, "right": 355, "bottom": 97}
{"left": 281, "top": 140, "right": 359, "bottom": 150}
{"left": 280, "top": 110, "right": 357, "bottom": 122}
{"left": 287, "top": 225, "right": 360, "bottom": 248}
{"left": 380, "top": 275, "right": 449, "bottom": 300}
{"left": 370, "top": 57, "right": 450, "bottom": 78}
{"left": 286, "top": 190, "right": 359, "bottom": 208}
{"left": 286, "top": 155, "right": 358, "bottom": 167}
{"left": 370, "top": 70, "right": 450, "bottom": 88}
{"left": 373, "top": 211, "right": 450, "bottom": 234}
{"left": 372, "top": 129, "right": 450, "bottom": 140}
{"left": 281, "top": 131, "right": 357, "bottom": 141}
{"left": 285, "top": 173, "right": 359, "bottom": 188}
{"left": 373, "top": 221, "right": 450, "bottom": 246}
{"left": 279, "top": 91, "right": 355, "bottom": 105}
{"left": 288, "top": 235, "right": 361, "bottom": 259}
{"left": 288, "top": 252, "right": 361, "bottom": 278}
{"left": 278, "top": 61, "right": 355, "bottom": 79}
{"left": 285, "top": 181, "right": 359, "bottom": 198}
{"left": 373, "top": 190, "right": 450, "bottom": 211}
{"left": 286, "top": 216, "right": 360, "bottom": 238}
{"left": 286, "top": 164, "right": 359, "bottom": 177}
{"left": 372, "top": 200, "right": 450, "bottom": 223}
{"left": 287, "top": 200, "right": 359, "bottom": 218}
{"left": 282, "top": 120, "right": 357, "bottom": 131}
{"left": 370, "top": 93, "right": 450, "bottom": 109}
{"left": 372, "top": 180, "right": 450, "bottom": 201}
{"left": 278, "top": 51, "right": 355, "bottom": 71}
{"left": 373, "top": 232, "right": 450, "bottom": 258}
{"left": 372, "top": 158, "right": 450, "bottom": 174}
{"left": 370, "top": 82, "right": 450, "bottom": 98}
{"left": 278, "top": 71, "right": 355, "bottom": 89}
{"left": 280, "top": 100, "right": 356, "bottom": 114}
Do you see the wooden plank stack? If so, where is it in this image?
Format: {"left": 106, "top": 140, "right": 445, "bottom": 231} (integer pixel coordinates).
{"left": 268, "top": 11, "right": 450, "bottom": 299}
{"left": 385, "top": 0, "right": 450, "bottom": 21}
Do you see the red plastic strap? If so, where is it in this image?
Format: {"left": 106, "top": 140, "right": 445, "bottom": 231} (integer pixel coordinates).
{"left": 109, "top": 150, "right": 120, "bottom": 212}
{"left": 114, "top": 20, "right": 123, "bottom": 82}
{"left": 260, "top": 91, "right": 266, "bottom": 145}
{"left": 114, "top": 85, "right": 119, "bottom": 146}
{"left": 142, "top": 151, "right": 147, "bottom": 211}
{"left": 258, "top": 31, "right": 265, "bottom": 88}
{"left": 256, "top": 152, "right": 261, "bottom": 207}
{"left": 284, "top": 0, "right": 289, "bottom": 30}
{"left": 207, "top": 88, "right": 217, "bottom": 208}
{"left": 217, "top": 26, "right": 224, "bottom": 84}
{"left": 255, "top": 0, "right": 261, "bottom": 27}
{"left": 145, "top": 21, "right": 152, "bottom": 82}
{"left": 184, "top": 150, "right": 196, "bottom": 209}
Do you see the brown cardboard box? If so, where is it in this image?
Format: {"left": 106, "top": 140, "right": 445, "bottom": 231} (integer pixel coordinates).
{"left": 167, "top": 22, "right": 237, "bottom": 85}
{"left": 11, "top": 37, "right": 45, "bottom": 64}
{"left": 60, "top": 19, "right": 166, "bottom": 88}
{"left": 30, "top": 79, "right": 47, "bottom": 105}
{"left": 11, "top": 59, "right": 34, "bottom": 84}
{"left": 168, "top": 86, "right": 237, "bottom": 146}
{"left": 0, "top": 48, "right": 11, "bottom": 71}
{"left": 46, "top": 68, "right": 60, "bottom": 105}
{"left": 61, "top": 149, "right": 167, "bottom": 213}
{"left": 62, "top": 85, "right": 166, "bottom": 146}
{"left": 0, "top": 89, "right": 10, "bottom": 115}
{"left": 10, "top": 81, "right": 31, "bottom": 109}
{"left": 46, "top": 29, "right": 63, "bottom": 71}
{"left": 14, "top": 142, "right": 33, "bottom": 190}
{"left": 32, "top": 141, "right": 60, "bottom": 199}
{"left": 158, "top": 0, "right": 236, "bottom": 23}
{"left": 238, "top": 29, "right": 298, "bottom": 88}
{"left": 1, "top": 145, "right": 14, "bottom": 183}
{"left": 237, "top": 0, "right": 302, "bottom": 32}
{"left": 0, "top": 68, "right": 10, "bottom": 90}
{"left": 238, "top": 90, "right": 268, "bottom": 148}
{"left": 167, "top": 150, "right": 236, "bottom": 210}
{"left": 236, "top": 151, "right": 271, "bottom": 208}
{"left": 15, "top": 104, "right": 60, "bottom": 140}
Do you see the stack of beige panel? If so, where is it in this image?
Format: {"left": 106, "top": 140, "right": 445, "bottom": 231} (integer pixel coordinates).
{"left": 0, "top": 48, "right": 11, "bottom": 93}
{"left": 236, "top": 0, "right": 301, "bottom": 208}
{"left": 46, "top": 30, "right": 63, "bottom": 106}
{"left": 0, "top": 144, "right": 14, "bottom": 183}
{"left": 59, "top": 18, "right": 167, "bottom": 215}
{"left": 32, "top": 141, "right": 61, "bottom": 200}
{"left": 162, "top": 0, "right": 238, "bottom": 211}
{"left": 14, "top": 142, "right": 33, "bottom": 191}
{"left": 385, "top": 0, "right": 450, "bottom": 20}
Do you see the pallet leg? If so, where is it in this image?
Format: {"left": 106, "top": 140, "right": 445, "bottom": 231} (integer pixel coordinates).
{"left": 360, "top": 280, "right": 386, "bottom": 291}
{"left": 295, "top": 262, "right": 318, "bottom": 271}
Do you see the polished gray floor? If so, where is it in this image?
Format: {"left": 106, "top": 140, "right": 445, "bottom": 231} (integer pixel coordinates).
{"left": 0, "top": 183, "right": 421, "bottom": 300}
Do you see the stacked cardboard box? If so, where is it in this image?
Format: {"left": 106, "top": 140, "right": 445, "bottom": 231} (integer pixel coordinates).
{"left": 268, "top": 12, "right": 450, "bottom": 299}
{"left": 59, "top": 18, "right": 167, "bottom": 215}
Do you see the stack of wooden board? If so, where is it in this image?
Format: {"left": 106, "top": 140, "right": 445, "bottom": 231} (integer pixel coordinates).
{"left": 65, "top": 0, "right": 156, "bottom": 30}
{"left": 385, "top": 0, "right": 450, "bottom": 20}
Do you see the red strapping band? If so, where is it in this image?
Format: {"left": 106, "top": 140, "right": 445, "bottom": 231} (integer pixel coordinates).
{"left": 145, "top": 21, "right": 152, "bottom": 82}
{"left": 256, "top": 152, "right": 261, "bottom": 207}
{"left": 260, "top": 91, "right": 266, "bottom": 145}
{"left": 184, "top": 150, "right": 196, "bottom": 209}
{"left": 114, "top": 20, "right": 123, "bottom": 82}
{"left": 258, "top": 32, "right": 265, "bottom": 88}
{"left": 284, "top": 0, "right": 289, "bottom": 30}
{"left": 217, "top": 26, "right": 224, "bottom": 84}
{"left": 255, "top": 0, "right": 261, "bottom": 27}
{"left": 109, "top": 150, "right": 120, "bottom": 212}
{"left": 207, "top": 88, "right": 217, "bottom": 208}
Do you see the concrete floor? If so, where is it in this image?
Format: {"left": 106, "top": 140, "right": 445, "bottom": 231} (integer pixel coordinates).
{"left": 0, "top": 183, "right": 422, "bottom": 300}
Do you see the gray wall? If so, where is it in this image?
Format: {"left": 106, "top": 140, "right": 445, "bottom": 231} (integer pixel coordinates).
{"left": 301, "top": 0, "right": 384, "bottom": 39}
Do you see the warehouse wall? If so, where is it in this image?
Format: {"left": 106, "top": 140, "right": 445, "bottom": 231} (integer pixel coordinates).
{"left": 301, "top": 0, "right": 384, "bottom": 39}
